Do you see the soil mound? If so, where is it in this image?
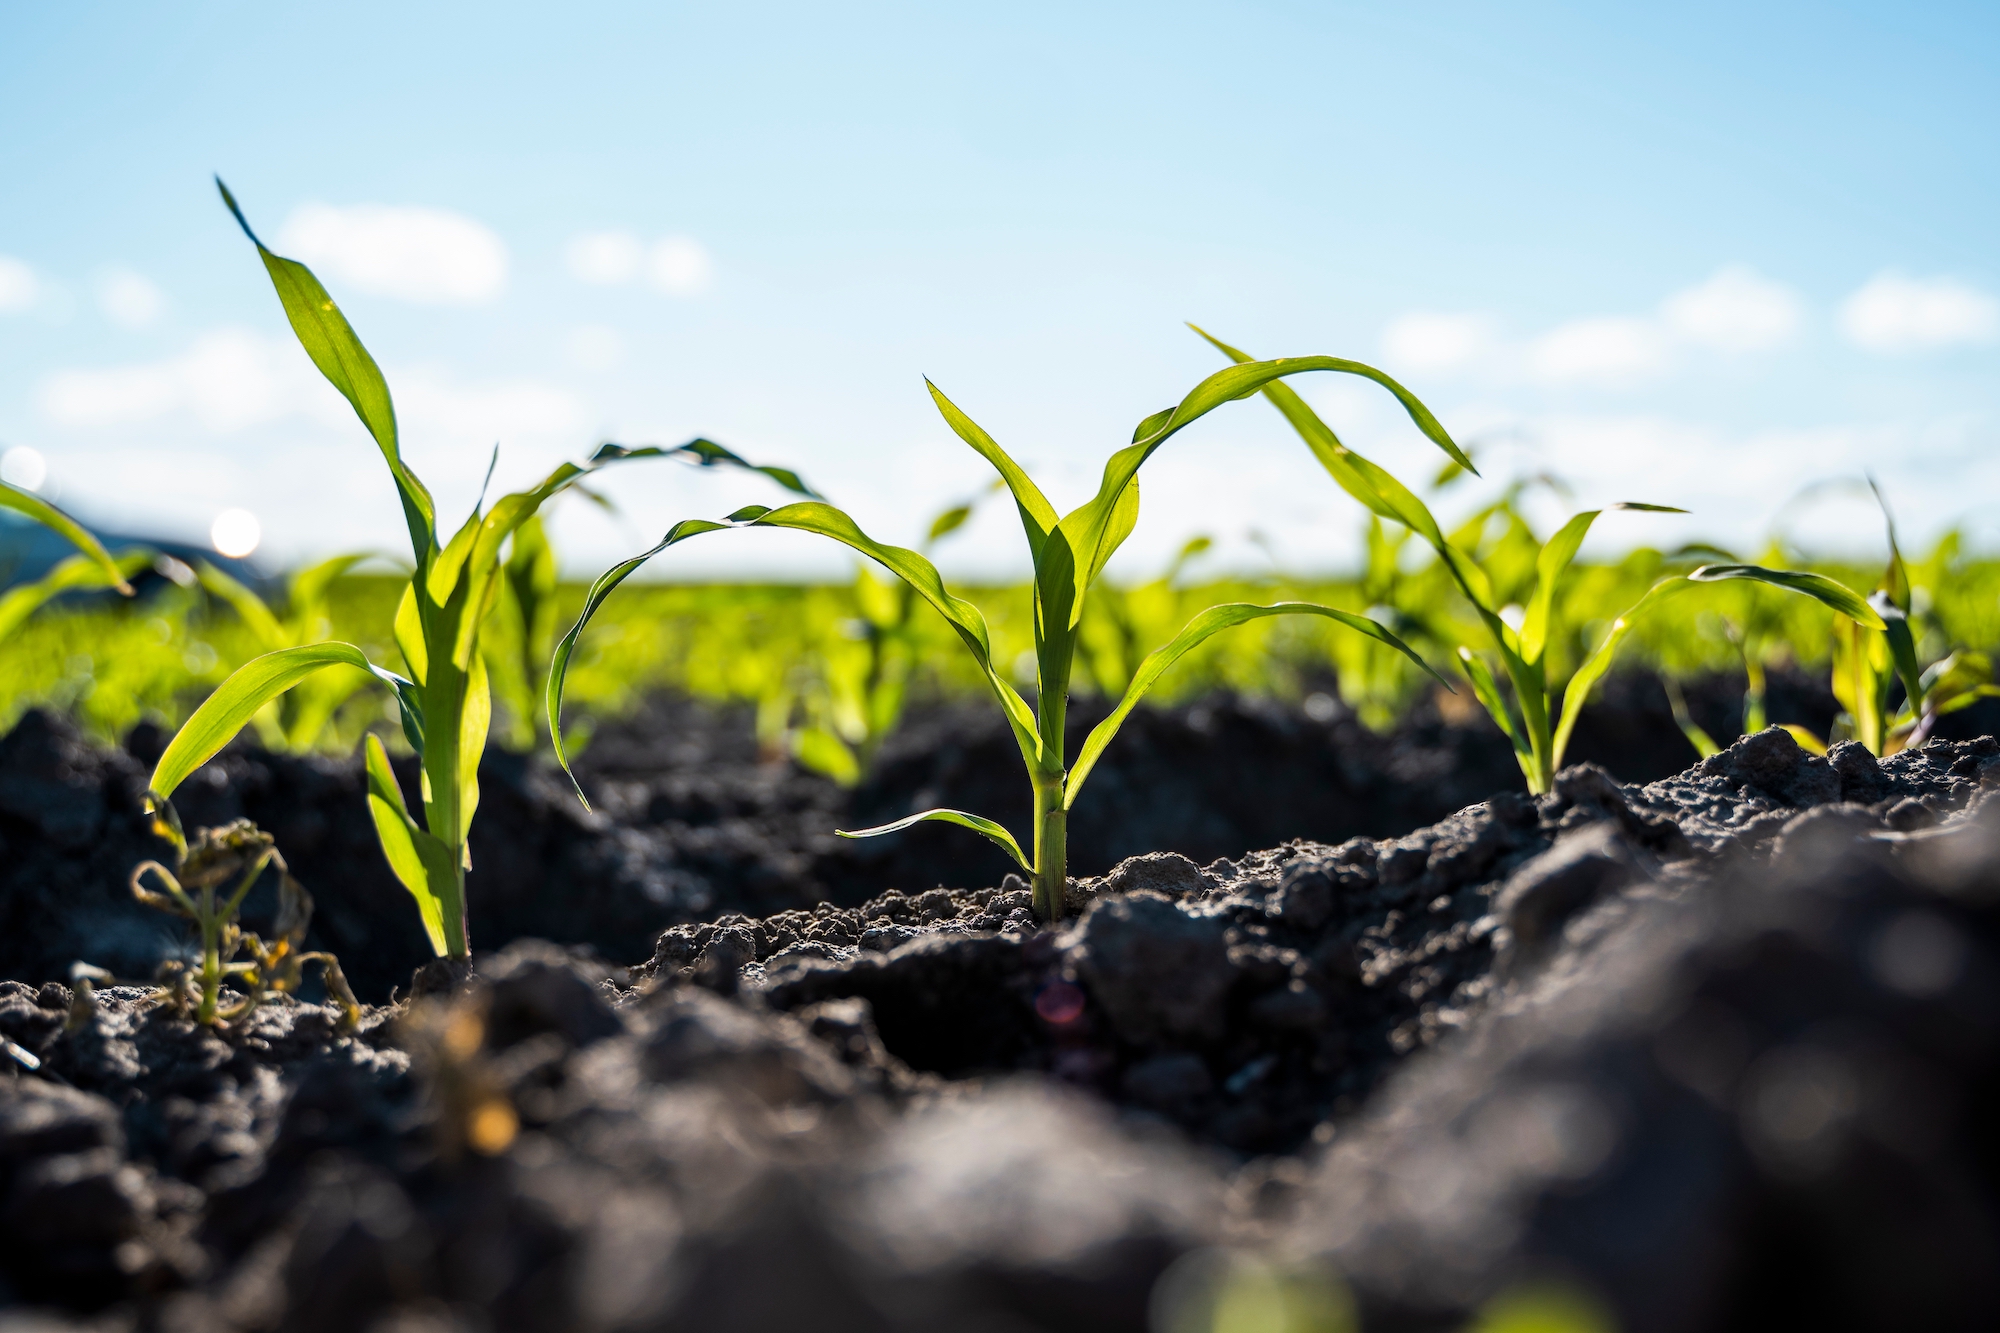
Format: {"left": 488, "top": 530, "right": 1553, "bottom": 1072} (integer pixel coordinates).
{"left": 2, "top": 728, "right": 1997, "bottom": 1329}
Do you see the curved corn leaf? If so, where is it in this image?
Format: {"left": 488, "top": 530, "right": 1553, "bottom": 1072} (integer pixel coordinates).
{"left": 1519, "top": 511, "right": 1600, "bottom": 665}
{"left": 1188, "top": 327, "right": 1495, "bottom": 615}
{"left": 548, "top": 503, "right": 1041, "bottom": 801}
{"left": 1870, "top": 591, "right": 1927, "bottom": 723}
{"left": 1688, "top": 565, "right": 1886, "bottom": 630}
{"left": 1459, "top": 646, "right": 1531, "bottom": 770}
{"left": 836, "top": 808, "right": 1029, "bottom": 871}
{"left": 218, "top": 179, "right": 437, "bottom": 570}
{"left": 152, "top": 644, "right": 422, "bottom": 799}
{"left": 1065, "top": 602, "right": 1449, "bottom": 807}
{"left": 1517, "top": 502, "right": 1685, "bottom": 665}
{"left": 597, "top": 438, "right": 821, "bottom": 500}
{"left": 194, "top": 560, "right": 286, "bottom": 649}
{"left": 0, "top": 482, "right": 133, "bottom": 595}
{"left": 363, "top": 734, "right": 455, "bottom": 956}
{"left": 925, "top": 382, "right": 1058, "bottom": 558}
{"left": 0, "top": 548, "right": 150, "bottom": 641}
{"left": 1551, "top": 578, "right": 1685, "bottom": 770}
{"left": 547, "top": 517, "right": 735, "bottom": 802}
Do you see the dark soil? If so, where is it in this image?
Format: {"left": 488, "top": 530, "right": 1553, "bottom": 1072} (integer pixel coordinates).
{"left": 0, "top": 664, "right": 1901, "bottom": 1005}
{"left": 2, "top": 683, "right": 1999, "bottom": 1329}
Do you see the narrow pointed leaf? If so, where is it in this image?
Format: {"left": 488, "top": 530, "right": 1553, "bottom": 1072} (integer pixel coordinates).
{"left": 1065, "top": 602, "right": 1449, "bottom": 807}
{"left": 218, "top": 178, "right": 437, "bottom": 568}
{"left": 926, "top": 381, "right": 1057, "bottom": 559}
{"left": 836, "top": 808, "right": 1029, "bottom": 871}
{"left": 1688, "top": 565, "right": 1886, "bottom": 630}
{"left": 0, "top": 549, "right": 149, "bottom": 640}
{"left": 363, "top": 734, "right": 453, "bottom": 956}
{"left": 1459, "top": 647, "right": 1531, "bottom": 764}
{"left": 0, "top": 482, "right": 133, "bottom": 594}
{"left": 1872, "top": 592, "right": 1926, "bottom": 721}
{"left": 1519, "top": 511, "right": 1600, "bottom": 665}
{"left": 152, "top": 644, "right": 421, "bottom": 798}
{"left": 194, "top": 560, "right": 286, "bottom": 649}
{"left": 1551, "top": 578, "right": 1683, "bottom": 769}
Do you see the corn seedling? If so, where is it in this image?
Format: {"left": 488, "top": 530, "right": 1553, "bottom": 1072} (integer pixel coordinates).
{"left": 142, "top": 179, "right": 816, "bottom": 959}
{"left": 553, "top": 356, "right": 1458, "bottom": 919}
{"left": 0, "top": 480, "right": 135, "bottom": 601}
{"left": 1689, "top": 484, "right": 1995, "bottom": 754}
{"left": 1196, "top": 326, "right": 1684, "bottom": 794}
{"left": 126, "top": 806, "right": 359, "bottom": 1029}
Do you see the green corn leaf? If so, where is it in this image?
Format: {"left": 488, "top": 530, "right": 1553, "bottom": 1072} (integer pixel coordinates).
{"left": 363, "top": 733, "right": 454, "bottom": 956}
{"left": 0, "top": 482, "right": 133, "bottom": 594}
{"left": 926, "top": 382, "right": 1058, "bottom": 558}
{"left": 1519, "top": 511, "right": 1600, "bottom": 666}
{"left": 152, "top": 643, "right": 423, "bottom": 799}
{"left": 927, "top": 503, "right": 975, "bottom": 545}
{"left": 836, "top": 807, "right": 1030, "bottom": 871}
{"left": 1663, "top": 678, "right": 1721, "bottom": 759}
{"left": 1550, "top": 578, "right": 1684, "bottom": 770}
{"left": 1688, "top": 565, "right": 1887, "bottom": 630}
{"left": 394, "top": 582, "right": 428, "bottom": 686}
{"left": 1780, "top": 724, "right": 1829, "bottom": 756}
{"left": 0, "top": 548, "right": 150, "bottom": 641}
{"left": 547, "top": 517, "right": 736, "bottom": 802}
{"left": 218, "top": 179, "right": 438, "bottom": 569}
{"left": 288, "top": 553, "right": 372, "bottom": 625}
{"left": 194, "top": 560, "right": 286, "bottom": 649}
{"left": 1459, "top": 646, "right": 1532, "bottom": 767}
{"left": 598, "top": 438, "right": 821, "bottom": 499}
{"left": 549, "top": 503, "right": 1042, "bottom": 801}
{"left": 1188, "top": 327, "right": 1496, "bottom": 614}
{"left": 1867, "top": 475, "right": 1911, "bottom": 614}
{"left": 1871, "top": 592, "right": 1927, "bottom": 725}
{"left": 458, "top": 652, "right": 491, "bottom": 833}
{"left": 1065, "top": 601, "right": 1449, "bottom": 807}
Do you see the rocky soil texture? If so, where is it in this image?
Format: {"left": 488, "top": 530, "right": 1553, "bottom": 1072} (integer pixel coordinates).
{"left": 1, "top": 727, "right": 1997, "bottom": 1330}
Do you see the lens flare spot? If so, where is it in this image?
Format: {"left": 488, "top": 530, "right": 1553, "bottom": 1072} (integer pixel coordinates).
{"left": 210, "top": 508, "right": 261, "bottom": 558}
{"left": 1035, "top": 981, "right": 1086, "bottom": 1026}
{"left": 466, "top": 1097, "right": 519, "bottom": 1155}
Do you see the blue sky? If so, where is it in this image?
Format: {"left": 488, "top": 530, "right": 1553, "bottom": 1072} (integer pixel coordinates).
{"left": 1, "top": 0, "right": 1995, "bottom": 579}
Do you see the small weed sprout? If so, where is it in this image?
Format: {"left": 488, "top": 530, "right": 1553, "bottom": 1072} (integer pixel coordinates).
{"left": 141, "top": 180, "right": 815, "bottom": 959}
{"left": 126, "top": 804, "right": 359, "bottom": 1029}
{"left": 552, "top": 356, "right": 1457, "bottom": 920}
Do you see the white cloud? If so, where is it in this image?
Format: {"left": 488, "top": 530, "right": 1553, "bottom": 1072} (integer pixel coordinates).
{"left": 38, "top": 330, "right": 329, "bottom": 431}
{"left": 565, "top": 231, "right": 644, "bottom": 284}
{"left": 96, "top": 267, "right": 166, "bottom": 330}
{"left": 1839, "top": 271, "right": 1999, "bottom": 352}
{"left": 1380, "top": 311, "right": 1497, "bottom": 375}
{"left": 1661, "top": 265, "right": 1801, "bottom": 352}
{"left": 0, "top": 255, "right": 38, "bottom": 312}
{"left": 278, "top": 203, "right": 508, "bottom": 304}
{"left": 37, "top": 330, "right": 582, "bottom": 451}
{"left": 647, "top": 237, "right": 712, "bottom": 295}
{"left": 1527, "top": 316, "right": 1670, "bottom": 386}
{"left": 565, "top": 230, "right": 714, "bottom": 295}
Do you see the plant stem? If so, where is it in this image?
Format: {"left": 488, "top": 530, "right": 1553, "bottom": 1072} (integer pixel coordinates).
{"left": 1032, "top": 774, "right": 1068, "bottom": 922}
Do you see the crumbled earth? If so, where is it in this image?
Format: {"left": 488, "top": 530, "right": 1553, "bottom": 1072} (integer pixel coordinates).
{"left": 2, "top": 727, "right": 1998, "bottom": 1329}
{"left": 0, "top": 666, "right": 1870, "bottom": 1003}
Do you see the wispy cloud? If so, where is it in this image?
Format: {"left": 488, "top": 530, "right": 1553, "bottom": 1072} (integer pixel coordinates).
{"left": 564, "top": 229, "right": 713, "bottom": 295}
{"left": 0, "top": 255, "right": 39, "bottom": 313}
{"left": 277, "top": 203, "right": 509, "bottom": 304}
{"left": 95, "top": 267, "right": 166, "bottom": 330}
{"left": 1382, "top": 265, "right": 1805, "bottom": 389}
{"left": 1839, "top": 272, "right": 1998, "bottom": 353}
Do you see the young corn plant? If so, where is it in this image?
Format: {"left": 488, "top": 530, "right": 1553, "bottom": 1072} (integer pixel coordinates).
{"left": 1194, "top": 326, "right": 1687, "bottom": 795}
{"left": 1688, "top": 485, "right": 1995, "bottom": 755}
{"left": 552, "top": 357, "right": 1460, "bottom": 920}
{"left": 142, "top": 179, "right": 816, "bottom": 960}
